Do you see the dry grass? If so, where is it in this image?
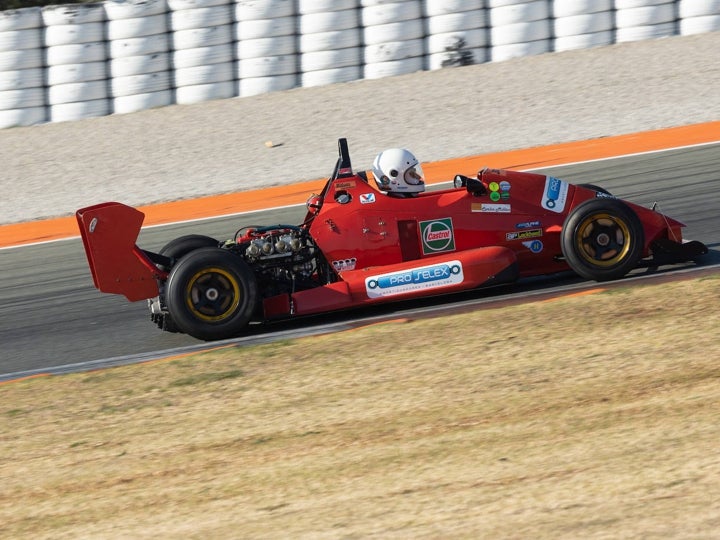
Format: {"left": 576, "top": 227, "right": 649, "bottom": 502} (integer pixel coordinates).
{"left": 1, "top": 275, "right": 720, "bottom": 539}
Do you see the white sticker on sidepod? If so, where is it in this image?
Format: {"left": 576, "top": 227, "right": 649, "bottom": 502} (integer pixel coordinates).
{"left": 365, "top": 260, "right": 464, "bottom": 299}
{"left": 473, "top": 203, "right": 511, "bottom": 213}
{"left": 541, "top": 176, "right": 569, "bottom": 213}
{"left": 333, "top": 258, "right": 357, "bottom": 272}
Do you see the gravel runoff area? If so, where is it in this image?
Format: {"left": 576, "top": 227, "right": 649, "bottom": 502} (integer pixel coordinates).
{"left": 1, "top": 32, "right": 719, "bottom": 225}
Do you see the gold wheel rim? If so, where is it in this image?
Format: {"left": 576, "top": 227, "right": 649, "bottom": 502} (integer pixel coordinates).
{"left": 185, "top": 267, "right": 241, "bottom": 322}
{"left": 575, "top": 213, "right": 632, "bottom": 267}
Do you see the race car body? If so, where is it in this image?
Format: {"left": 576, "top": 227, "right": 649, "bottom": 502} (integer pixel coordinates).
{"left": 76, "top": 138, "right": 707, "bottom": 341}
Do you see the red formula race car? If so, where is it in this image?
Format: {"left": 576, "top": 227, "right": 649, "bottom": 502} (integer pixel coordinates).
{"left": 77, "top": 138, "right": 707, "bottom": 341}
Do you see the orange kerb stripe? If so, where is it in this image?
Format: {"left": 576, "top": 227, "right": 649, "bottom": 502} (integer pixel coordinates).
{"left": 0, "top": 345, "right": 236, "bottom": 386}
{"left": 2, "top": 121, "right": 718, "bottom": 248}
{"left": 137, "top": 344, "right": 235, "bottom": 365}
{"left": 338, "top": 318, "right": 412, "bottom": 333}
{"left": 540, "top": 288, "right": 606, "bottom": 302}
{"left": 0, "top": 373, "right": 50, "bottom": 386}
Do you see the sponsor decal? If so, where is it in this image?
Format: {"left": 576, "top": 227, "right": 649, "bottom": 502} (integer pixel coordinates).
{"left": 523, "top": 240, "right": 544, "bottom": 253}
{"left": 332, "top": 258, "right": 357, "bottom": 272}
{"left": 366, "top": 261, "right": 464, "bottom": 298}
{"left": 335, "top": 180, "right": 356, "bottom": 190}
{"left": 488, "top": 180, "right": 510, "bottom": 202}
{"left": 419, "top": 218, "right": 455, "bottom": 255}
{"left": 359, "top": 193, "right": 376, "bottom": 204}
{"left": 506, "top": 228, "right": 543, "bottom": 241}
{"left": 516, "top": 220, "right": 541, "bottom": 229}
{"left": 472, "top": 203, "right": 511, "bottom": 213}
{"left": 542, "top": 176, "right": 569, "bottom": 213}
{"left": 595, "top": 191, "right": 615, "bottom": 199}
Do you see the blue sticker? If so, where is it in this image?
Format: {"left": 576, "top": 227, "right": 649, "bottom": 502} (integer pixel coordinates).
{"left": 516, "top": 220, "right": 541, "bottom": 229}
{"left": 523, "top": 240, "right": 544, "bottom": 253}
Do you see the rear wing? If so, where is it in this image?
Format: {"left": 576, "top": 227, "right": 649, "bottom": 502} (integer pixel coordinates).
{"left": 76, "top": 202, "right": 164, "bottom": 301}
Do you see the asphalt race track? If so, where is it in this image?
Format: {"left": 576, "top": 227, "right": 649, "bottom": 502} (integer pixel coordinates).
{"left": 2, "top": 144, "right": 719, "bottom": 379}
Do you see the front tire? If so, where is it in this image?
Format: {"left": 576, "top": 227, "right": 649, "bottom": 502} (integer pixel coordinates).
{"left": 561, "top": 198, "right": 644, "bottom": 281}
{"left": 577, "top": 183, "right": 613, "bottom": 196}
{"left": 165, "top": 248, "right": 258, "bottom": 341}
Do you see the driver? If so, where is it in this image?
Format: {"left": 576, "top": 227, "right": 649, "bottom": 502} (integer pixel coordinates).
{"left": 371, "top": 148, "right": 426, "bottom": 197}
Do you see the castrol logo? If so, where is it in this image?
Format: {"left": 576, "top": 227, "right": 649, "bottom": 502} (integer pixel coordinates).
{"left": 420, "top": 218, "right": 455, "bottom": 254}
{"left": 425, "top": 227, "right": 451, "bottom": 243}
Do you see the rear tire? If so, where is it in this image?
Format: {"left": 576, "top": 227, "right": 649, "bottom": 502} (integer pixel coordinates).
{"left": 561, "top": 198, "right": 644, "bottom": 281}
{"left": 151, "top": 235, "right": 220, "bottom": 333}
{"left": 159, "top": 234, "right": 219, "bottom": 269}
{"left": 165, "top": 248, "right": 258, "bottom": 340}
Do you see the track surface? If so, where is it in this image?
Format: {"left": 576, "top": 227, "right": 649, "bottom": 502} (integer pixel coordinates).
{"left": 2, "top": 33, "right": 720, "bottom": 227}
{"left": 2, "top": 144, "right": 719, "bottom": 378}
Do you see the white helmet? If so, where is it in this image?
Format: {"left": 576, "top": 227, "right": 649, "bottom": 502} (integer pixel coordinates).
{"left": 372, "top": 148, "right": 425, "bottom": 195}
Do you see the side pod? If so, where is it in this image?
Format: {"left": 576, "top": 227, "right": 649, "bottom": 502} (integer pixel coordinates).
{"left": 76, "top": 202, "right": 162, "bottom": 301}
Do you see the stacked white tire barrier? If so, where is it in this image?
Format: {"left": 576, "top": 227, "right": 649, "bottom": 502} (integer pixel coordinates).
{"left": 424, "top": 0, "right": 487, "bottom": 70}
{"left": 679, "top": 0, "right": 720, "bottom": 35}
{"left": 43, "top": 3, "right": 109, "bottom": 122}
{"left": 489, "top": 0, "right": 551, "bottom": 62}
{"left": 1, "top": 0, "right": 720, "bottom": 128}
{"left": 237, "top": 0, "right": 297, "bottom": 97}
{"left": 552, "top": 0, "right": 614, "bottom": 52}
{"left": 362, "top": 0, "right": 425, "bottom": 79}
{"left": 106, "top": 0, "right": 172, "bottom": 114}
{"left": 0, "top": 7, "right": 46, "bottom": 128}
{"left": 615, "top": 0, "right": 677, "bottom": 43}
{"left": 299, "top": 0, "right": 359, "bottom": 87}
{"left": 171, "top": 0, "right": 234, "bottom": 104}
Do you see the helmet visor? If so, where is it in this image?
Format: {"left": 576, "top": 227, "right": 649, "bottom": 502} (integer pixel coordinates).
{"left": 404, "top": 164, "right": 424, "bottom": 185}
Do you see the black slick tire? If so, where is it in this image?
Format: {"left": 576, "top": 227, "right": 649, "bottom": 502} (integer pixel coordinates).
{"left": 165, "top": 247, "right": 258, "bottom": 341}
{"left": 561, "top": 198, "right": 644, "bottom": 281}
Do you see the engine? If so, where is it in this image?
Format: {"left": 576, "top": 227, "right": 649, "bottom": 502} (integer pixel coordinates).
{"left": 149, "top": 225, "right": 335, "bottom": 333}
{"left": 231, "top": 225, "right": 334, "bottom": 297}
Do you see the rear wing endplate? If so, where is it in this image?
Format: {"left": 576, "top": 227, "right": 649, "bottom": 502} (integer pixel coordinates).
{"left": 76, "top": 202, "right": 161, "bottom": 301}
